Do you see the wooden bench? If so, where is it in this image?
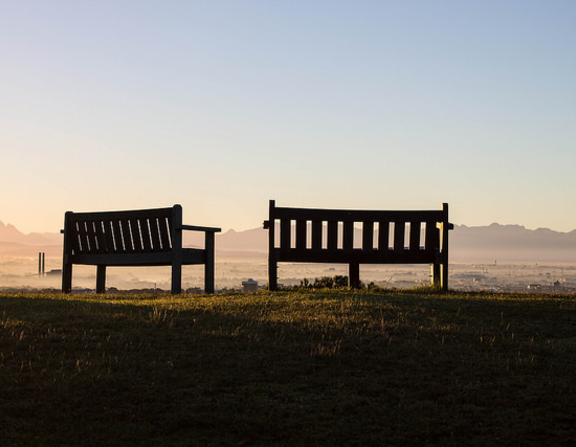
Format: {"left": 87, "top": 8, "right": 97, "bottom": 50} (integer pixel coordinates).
{"left": 263, "top": 200, "right": 453, "bottom": 291}
{"left": 62, "top": 205, "right": 221, "bottom": 294}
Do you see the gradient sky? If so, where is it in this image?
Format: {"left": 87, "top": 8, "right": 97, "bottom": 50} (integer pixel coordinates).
{"left": 2, "top": 1, "right": 575, "bottom": 234}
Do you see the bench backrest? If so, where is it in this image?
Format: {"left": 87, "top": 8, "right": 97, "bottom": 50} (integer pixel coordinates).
{"left": 63, "top": 205, "right": 182, "bottom": 258}
{"left": 265, "top": 200, "right": 450, "bottom": 264}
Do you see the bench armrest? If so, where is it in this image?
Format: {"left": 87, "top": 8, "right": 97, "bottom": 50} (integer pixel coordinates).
{"left": 178, "top": 224, "right": 222, "bottom": 233}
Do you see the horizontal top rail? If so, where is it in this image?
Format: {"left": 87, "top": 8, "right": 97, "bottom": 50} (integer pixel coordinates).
{"left": 65, "top": 206, "right": 175, "bottom": 222}
{"left": 269, "top": 206, "right": 445, "bottom": 223}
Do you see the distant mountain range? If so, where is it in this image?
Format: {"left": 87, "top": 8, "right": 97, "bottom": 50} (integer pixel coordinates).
{"left": 0, "top": 221, "right": 63, "bottom": 256}
{"left": 1, "top": 220, "right": 575, "bottom": 262}
{"left": 0, "top": 222, "right": 62, "bottom": 246}
{"left": 451, "top": 224, "right": 576, "bottom": 262}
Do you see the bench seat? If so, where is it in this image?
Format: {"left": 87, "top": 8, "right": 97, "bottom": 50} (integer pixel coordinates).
{"left": 62, "top": 204, "right": 220, "bottom": 294}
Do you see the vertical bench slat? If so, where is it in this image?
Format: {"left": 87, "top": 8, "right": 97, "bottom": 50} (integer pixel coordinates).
{"left": 78, "top": 220, "right": 92, "bottom": 253}
{"left": 140, "top": 219, "right": 150, "bottom": 252}
{"left": 103, "top": 220, "right": 115, "bottom": 253}
{"left": 296, "top": 220, "right": 307, "bottom": 251}
{"left": 410, "top": 221, "right": 421, "bottom": 252}
{"left": 140, "top": 219, "right": 153, "bottom": 252}
{"left": 362, "top": 221, "right": 374, "bottom": 251}
{"left": 149, "top": 218, "right": 162, "bottom": 251}
{"left": 93, "top": 220, "right": 107, "bottom": 253}
{"left": 158, "top": 217, "right": 171, "bottom": 250}
{"left": 166, "top": 215, "right": 174, "bottom": 250}
{"left": 98, "top": 220, "right": 110, "bottom": 253}
{"left": 86, "top": 221, "right": 96, "bottom": 253}
{"left": 72, "top": 221, "right": 82, "bottom": 254}
{"left": 378, "top": 221, "right": 390, "bottom": 251}
{"left": 82, "top": 220, "right": 96, "bottom": 253}
{"left": 124, "top": 219, "right": 135, "bottom": 252}
{"left": 120, "top": 219, "right": 133, "bottom": 252}
{"left": 89, "top": 221, "right": 101, "bottom": 253}
{"left": 280, "top": 219, "right": 291, "bottom": 250}
{"left": 426, "top": 221, "right": 440, "bottom": 253}
{"left": 394, "top": 222, "right": 405, "bottom": 252}
{"left": 327, "top": 221, "right": 338, "bottom": 252}
{"left": 312, "top": 221, "right": 322, "bottom": 251}
{"left": 129, "top": 219, "right": 144, "bottom": 253}
{"left": 133, "top": 219, "right": 144, "bottom": 252}
{"left": 78, "top": 221, "right": 89, "bottom": 253}
{"left": 343, "top": 221, "right": 353, "bottom": 252}
{"left": 97, "top": 221, "right": 108, "bottom": 253}
{"left": 111, "top": 220, "right": 123, "bottom": 252}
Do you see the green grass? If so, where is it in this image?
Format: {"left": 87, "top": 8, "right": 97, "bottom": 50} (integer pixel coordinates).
{"left": 1, "top": 289, "right": 576, "bottom": 446}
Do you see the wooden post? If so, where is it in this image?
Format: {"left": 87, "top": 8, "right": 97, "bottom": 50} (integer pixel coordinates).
{"left": 38, "top": 253, "right": 42, "bottom": 277}
{"left": 349, "top": 263, "right": 360, "bottom": 288}
{"left": 204, "top": 231, "right": 215, "bottom": 294}
{"left": 171, "top": 205, "right": 183, "bottom": 294}
{"left": 42, "top": 252, "right": 45, "bottom": 276}
{"left": 266, "top": 200, "right": 278, "bottom": 291}
{"left": 96, "top": 265, "right": 106, "bottom": 293}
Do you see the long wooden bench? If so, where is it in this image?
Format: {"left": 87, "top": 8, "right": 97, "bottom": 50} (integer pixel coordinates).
{"left": 263, "top": 200, "right": 453, "bottom": 291}
{"left": 62, "top": 205, "right": 221, "bottom": 294}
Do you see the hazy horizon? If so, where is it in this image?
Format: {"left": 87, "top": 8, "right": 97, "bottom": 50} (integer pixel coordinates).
{"left": 2, "top": 215, "right": 576, "bottom": 239}
{"left": 1, "top": 218, "right": 575, "bottom": 265}
{"left": 2, "top": 213, "right": 575, "bottom": 290}
{"left": 2, "top": 2, "right": 575, "bottom": 234}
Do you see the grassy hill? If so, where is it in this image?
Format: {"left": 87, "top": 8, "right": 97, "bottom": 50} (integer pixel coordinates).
{"left": 1, "top": 289, "right": 575, "bottom": 445}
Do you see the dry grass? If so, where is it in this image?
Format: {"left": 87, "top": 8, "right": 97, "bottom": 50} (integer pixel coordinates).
{"left": 1, "top": 289, "right": 575, "bottom": 446}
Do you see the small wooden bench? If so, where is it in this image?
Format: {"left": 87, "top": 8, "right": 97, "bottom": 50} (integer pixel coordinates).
{"left": 263, "top": 200, "right": 453, "bottom": 291}
{"left": 62, "top": 205, "right": 221, "bottom": 294}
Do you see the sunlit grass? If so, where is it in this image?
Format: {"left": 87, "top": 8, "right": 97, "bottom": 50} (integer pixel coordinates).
{"left": 1, "top": 290, "right": 575, "bottom": 445}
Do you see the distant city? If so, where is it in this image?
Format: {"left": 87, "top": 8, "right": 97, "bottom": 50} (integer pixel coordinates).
{"left": 1, "top": 254, "right": 575, "bottom": 294}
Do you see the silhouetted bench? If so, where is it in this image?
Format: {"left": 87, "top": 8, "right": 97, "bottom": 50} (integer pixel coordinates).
{"left": 62, "top": 205, "right": 221, "bottom": 294}
{"left": 263, "top": 200, "right": 453, "bottom": 290}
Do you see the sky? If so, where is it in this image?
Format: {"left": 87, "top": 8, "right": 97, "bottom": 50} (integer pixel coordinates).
{"left": 1, "top": 1, "right": 575, "bottom": 234}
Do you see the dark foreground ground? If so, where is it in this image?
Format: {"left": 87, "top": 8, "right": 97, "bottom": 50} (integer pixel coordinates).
{"left": 1, "top": 289, "right": 575, "bottom": 446}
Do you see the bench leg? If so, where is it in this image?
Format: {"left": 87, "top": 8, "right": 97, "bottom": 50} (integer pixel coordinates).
{"left": 441, "top": 263, "right": 449, "bottom": 292}
{"left": 172, "top": 263, "right": 182, "bottom": 294}
{"left": 62, "top": 262, "right": 73, "bottom": 293}
{"left": 432, "top": 263, "right": 441, "bottom": 288}
{"left": 349, "top": 263, "right": 360, "bottom": 289}
{"left": 96, "top": 265, "right": 106, "bottom": 294}
{"left": 204, "top": 232, "right": 215, "bottom": 294}
{"left": 268, "top": 258, "right": 278, "bottom": 291}
{"left": 204, "top": 265, "right": 215, "bottom": 294}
